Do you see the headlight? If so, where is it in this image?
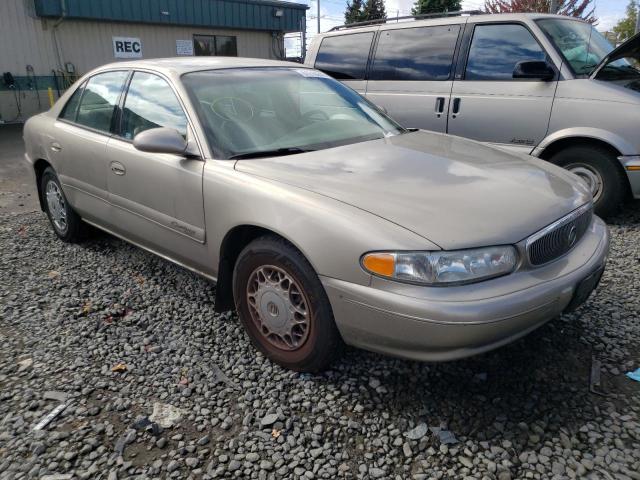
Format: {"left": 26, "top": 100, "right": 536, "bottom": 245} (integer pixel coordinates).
{"left": 361, "top": 246, "right": 518, "bottom": 286}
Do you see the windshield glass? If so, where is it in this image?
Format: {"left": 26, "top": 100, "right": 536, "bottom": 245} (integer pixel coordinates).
{"left": 537, "top": 18, "right": 619, "bottom": 76}
{"left": 182, "top": 67, "right": 404, "bottom": 159}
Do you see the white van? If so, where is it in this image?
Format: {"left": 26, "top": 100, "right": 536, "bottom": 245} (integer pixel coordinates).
{"left": 306, "top": 12, "right": 640, "bottom": 217}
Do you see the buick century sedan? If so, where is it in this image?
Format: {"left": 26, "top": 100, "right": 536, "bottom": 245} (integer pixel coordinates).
{"left": 24, "top": 58, "right": 609, "bottom": 372}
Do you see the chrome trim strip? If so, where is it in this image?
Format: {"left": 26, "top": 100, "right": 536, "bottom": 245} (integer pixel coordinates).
{"left": 525, "top": 202, "right": 593, "bottom": 265}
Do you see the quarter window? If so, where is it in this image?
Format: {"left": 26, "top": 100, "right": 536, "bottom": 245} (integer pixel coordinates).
{"left": 121, "top": 72, "right": 188, "bottom": 140}
{"left": 59, "top": 82, "right": 85, "bottom": 122}
{"left": 370, "top": 25, "right": 461, "bottom": 81}
{"left": 76, "top": 71, "right": 128, "bottom": 133}
{"left": 465, "top": 24, "right": 547, "bottom": 80}
{"left": 315, "top": 32, "right": 374, "bottom": 80}
{"left": 194, "top": 35, "right": 238, "bottom": 56}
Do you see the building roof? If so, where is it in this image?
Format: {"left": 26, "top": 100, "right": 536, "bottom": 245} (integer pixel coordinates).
{"left": 34, "top": 0, "right": 308, "bottom": 33}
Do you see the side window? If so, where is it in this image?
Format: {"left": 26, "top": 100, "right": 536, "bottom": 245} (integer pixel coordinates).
{"left": 465, "top": 24, "right": 546, "bottom": 80}
{"left": 59, "top": 82, "right": 85, "bottom": 121}
{"left": 76, "top": 71, "right": 128, "bottom": 133}
{"left": 314, "top": 32, "right": 374, "bottom": 80}
{"left": 194, "top": 35, "right": 238, "bottom": 56}
{"left": 370, "top": 25, "right": 461, "bottom": 81}
{"left": 121, "top": 72, "right": 188, "bottom": 140}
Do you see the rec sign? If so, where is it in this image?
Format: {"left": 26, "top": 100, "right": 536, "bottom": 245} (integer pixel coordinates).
{"left": 113, "top": 37, "right": 142, "bottom": 59}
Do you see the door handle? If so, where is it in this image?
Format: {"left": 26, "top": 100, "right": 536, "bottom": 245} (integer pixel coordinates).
{"left": 452, "top": 98, "right": 461, "bottom": 118}
{"left": 435, "top": 97, "right": 445, "bottom": 118}
{"left": 50, "top": 142, "right": 62, "bottom": 152}
{"left": 110, "top": 161, "right": 126, "bottom": 176}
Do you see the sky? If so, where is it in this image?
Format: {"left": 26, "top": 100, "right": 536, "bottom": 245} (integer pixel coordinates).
{"left": 285, "top": 0, "right": 631, "bottom": 55}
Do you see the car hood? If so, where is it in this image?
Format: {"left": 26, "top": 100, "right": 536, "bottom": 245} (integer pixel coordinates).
{"left": 234, "top": 131, "right": 591, "bottom": 249}
{"left": 592, "top": 31, "right": 640, "bottom": 79}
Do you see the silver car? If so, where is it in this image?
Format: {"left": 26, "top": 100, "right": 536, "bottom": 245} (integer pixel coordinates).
{"left": 24, "top": 58, "right": 609, "bottom": 372}
{"left": 306, "top": 13, "right": 640, "bottom": 218}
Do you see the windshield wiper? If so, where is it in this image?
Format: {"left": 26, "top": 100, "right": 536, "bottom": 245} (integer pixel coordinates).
{"left": 229, "top": 147, "right": 312, "bottom": 160}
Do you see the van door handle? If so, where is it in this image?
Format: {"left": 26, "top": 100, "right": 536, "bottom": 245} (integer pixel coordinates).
{"left": 435, "top": 97, "right": 445, "bottom": 117}
{"left": 452, "top": 98, "right": 461, "bottom": 118}
{"left": 50, "top": 142, "right": 62, "bottom": 152}
{"left": 110, "top": 161, "right": 126, "bottom": 176}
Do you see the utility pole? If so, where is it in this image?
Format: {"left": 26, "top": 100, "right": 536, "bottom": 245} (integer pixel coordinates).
{"left": 549, "top": 0, "right": 559, "bottom": 14}
{"left": 317, "top": 0, "right": 320, "bottom": 34}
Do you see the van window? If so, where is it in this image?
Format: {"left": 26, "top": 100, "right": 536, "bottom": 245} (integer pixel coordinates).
{"left": 370, "top": 25, "right": 460, "bottom": 81}
{"left": 465, "top": 24, "right": 546, "bottom": 80}
{"left": 315, "top": 32, "right": 374, "bottom": 80}
{"left": 76, "top": 71, "right": 129, "bottom": 133}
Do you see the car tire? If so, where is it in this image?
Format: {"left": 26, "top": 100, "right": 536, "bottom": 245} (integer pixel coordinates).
{"left": 550, "top": 145, "right": 626, "bottom": 218}
{"left": 233, "top": 235, "right": 342, "bottom": 372}
{"left": 41, "top": 167, "right": 85, "bottom": 242}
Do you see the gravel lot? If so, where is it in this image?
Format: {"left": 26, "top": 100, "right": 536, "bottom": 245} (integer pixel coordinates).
{"left": 1, "top": 203, "right": 639, "bottom": 480}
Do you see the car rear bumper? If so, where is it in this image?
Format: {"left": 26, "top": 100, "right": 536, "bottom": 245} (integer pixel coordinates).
{"left": 321, "top": 217, "right": 609, "bottom": 362}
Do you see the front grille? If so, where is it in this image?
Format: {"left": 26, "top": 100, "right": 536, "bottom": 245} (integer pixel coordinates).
{"left": 527, "top": 204, "right": 593, "bottom": 266}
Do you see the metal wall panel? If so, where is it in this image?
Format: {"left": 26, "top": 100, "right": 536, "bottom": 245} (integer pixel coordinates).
{"left": 35, "top": 0, "right": 307, "bottom": 32}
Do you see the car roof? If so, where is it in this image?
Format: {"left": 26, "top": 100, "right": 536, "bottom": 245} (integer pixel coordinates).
{"left": 94, "top": 57, "right": 308, "bottom": 77}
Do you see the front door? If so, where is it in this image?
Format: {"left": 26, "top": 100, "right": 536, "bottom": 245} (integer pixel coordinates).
{"left": 365, "top": 23, "right": 462, "bottom": 133}
{"left": 106, "top": 71, "right": 207, "bottom": 269}
{"left": 448, "top": 23, "right": 557, "bottom": 153}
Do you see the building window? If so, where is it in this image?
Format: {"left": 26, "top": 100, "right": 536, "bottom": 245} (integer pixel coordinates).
{"left": 193, "top": 35, "right": 238, "bottom": 57}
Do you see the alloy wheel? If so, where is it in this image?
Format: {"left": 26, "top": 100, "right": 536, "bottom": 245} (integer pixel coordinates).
{"left": 45, "top": 180, "right": 68, "bottom": 233}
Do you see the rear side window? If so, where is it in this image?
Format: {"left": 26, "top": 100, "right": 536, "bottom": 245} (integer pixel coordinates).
{"left": 76, "top": 71, "right": 129, "bottom": 133}
{"left": 121, "top": 72, "right": 188, "bottom": 140}
{"left": 370, "top": 25, "right": 461, "bottom": 81}
{"left": 465, "top": 24, "right": 546, "bottom": 80}
{"left": 59, "top": 82, "right": 85, "bottom": 121}
{"left": 315, "top": 32, "right": 374, "bottom": 80}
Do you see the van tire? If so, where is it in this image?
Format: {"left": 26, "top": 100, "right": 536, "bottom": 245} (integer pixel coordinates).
{"left": 550, "top": 145, "right": 625, "bottom": 218}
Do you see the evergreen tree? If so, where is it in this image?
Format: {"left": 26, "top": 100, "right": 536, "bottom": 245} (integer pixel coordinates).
{"left": 362, "top": 0, "right": 387, "bottom": 21}
{"left": 612, "top": 0, "right": 638, "bottom": 43}
{"left": 344, "top": 0, "right": 365, "bottom": 24}
{"left": 412, "top": 0, "right": 462, "bottom": 16}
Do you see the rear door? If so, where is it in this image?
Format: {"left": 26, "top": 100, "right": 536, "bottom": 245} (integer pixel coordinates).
{"left": 313, "top": 31, "right": 376, "bottom": 95}
{"left": 448, "top": 22, "right": 557, "bottom": 153}
{"left": 106, "top": 70, "right": 208, "bottom": 269}
{"left": 365, "top": 22, "right": 462, "bottom": 132}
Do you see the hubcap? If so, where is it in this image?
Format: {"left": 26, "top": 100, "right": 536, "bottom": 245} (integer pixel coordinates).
{"left": 246, "top": 265, "right": 310, "bottom": 351}
{"left": 45, "top": 180, "right": 68, "bottom": 233}
{"left": 567, "top": 163, "right": 603, "bottom": 202}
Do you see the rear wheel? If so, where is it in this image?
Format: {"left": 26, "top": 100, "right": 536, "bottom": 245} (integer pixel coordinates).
{"left": 550, "top": 145, "right": 626, "bottom": 218}
{"left": 41, "top": 167, "right": 85, "bottom": 242}
{"left": 233, "top": 236, "right": 342, "bottom": 372}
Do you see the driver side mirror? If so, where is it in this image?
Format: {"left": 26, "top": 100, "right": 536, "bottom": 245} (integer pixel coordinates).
{"left": 133, "top": 127, "right": 200, "bottom": 157}
{"left": 513, "top": 61, "right": 555, "bottom": 81}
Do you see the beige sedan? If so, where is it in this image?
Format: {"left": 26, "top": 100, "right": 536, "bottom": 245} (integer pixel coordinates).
{"left": 24, "top": 58, "right": 609, "bottom": 372}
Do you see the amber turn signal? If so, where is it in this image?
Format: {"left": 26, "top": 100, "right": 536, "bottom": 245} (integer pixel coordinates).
{"left": 362, "top": 253, "right": 395, "bottom": 277}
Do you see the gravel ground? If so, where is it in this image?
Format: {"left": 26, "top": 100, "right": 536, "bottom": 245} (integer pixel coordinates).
{"left": 1, "top": 204, "right": 639, "bottom": 480}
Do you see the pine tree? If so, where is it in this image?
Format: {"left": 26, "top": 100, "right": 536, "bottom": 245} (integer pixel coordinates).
{"left": 345, "top": 0, "right": 365, "bottom": 24}
{"left": 612, "top": 0, "right": 638, "bottom": 43}
{"left": 362, "top": 0, "right": 387, "bottom": 21}
{"left": 412, "top": 0, "right": 462, "bottom": 16}
{"left": 484, "top": 0, "right": 596, "bottom": 23}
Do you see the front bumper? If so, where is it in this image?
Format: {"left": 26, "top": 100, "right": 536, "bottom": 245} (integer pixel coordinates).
{"left": 619, "top": 155, "right": 640, "bottom": 199}
{"left": 321, "top": 217, "right": 609, "bottom": 362}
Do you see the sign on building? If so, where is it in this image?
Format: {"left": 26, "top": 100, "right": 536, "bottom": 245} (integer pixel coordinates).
{"left": 113, "top": 37, "right": 142, "bottom": 58}
{"left": 176, "top": 40, "right": 194, "bottom": 56}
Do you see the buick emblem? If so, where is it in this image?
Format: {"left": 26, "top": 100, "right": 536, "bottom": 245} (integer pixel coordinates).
{"left": 567, "top": 225, "right": 578, "bottom": 248}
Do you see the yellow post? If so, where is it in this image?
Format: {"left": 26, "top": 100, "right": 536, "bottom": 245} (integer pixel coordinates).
{"left": 47, "top": 87, "right": 55, "bottom": 108}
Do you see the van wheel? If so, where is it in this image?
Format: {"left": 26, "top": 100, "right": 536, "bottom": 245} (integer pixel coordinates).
{"left": 550, "top": 145, "right": 626, "bottom": 218}
{"left": 233, "top": 236, "right": 342, "bottom": 372}
{"left": 41, "top": 167, "right": 85, "bottom": 242}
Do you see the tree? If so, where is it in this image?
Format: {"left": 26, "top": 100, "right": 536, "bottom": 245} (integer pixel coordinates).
{"left": 345, "top": 0, "right": 365, "bottom": 24}
{"left": 362, "top": 0, "right": 387, "bottom": 21}
{"left": 412, "top": 0, "right": 462, "bottom": 16}
{"left": 484, "top": 0, "right": 596, "bottom": 23}
{"left": 612, "top": 0, "right": 638, "bottom": 43}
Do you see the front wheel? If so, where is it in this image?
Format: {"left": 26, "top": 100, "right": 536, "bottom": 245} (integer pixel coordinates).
{"left": 233, "top": 236, "right": 342, "bottom": 372}
{"left": 550, "top": 145, "right": 626, "bottom": 218}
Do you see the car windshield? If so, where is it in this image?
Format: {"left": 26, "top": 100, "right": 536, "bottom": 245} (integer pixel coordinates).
{"left": 537, "top": 18, "right": 633, "bottom": 77}
{"left": 181, "top": 67, "right": 404, "bottom": 159}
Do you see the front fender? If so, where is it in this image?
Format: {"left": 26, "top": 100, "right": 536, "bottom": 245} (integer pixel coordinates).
{"left": 532, "top": 127, "right": 637, "bottom": 158}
